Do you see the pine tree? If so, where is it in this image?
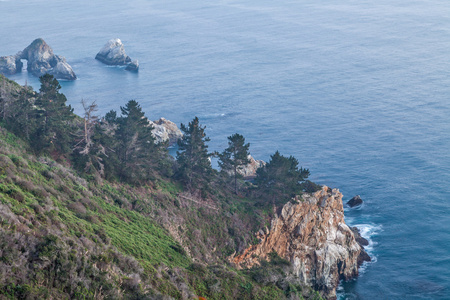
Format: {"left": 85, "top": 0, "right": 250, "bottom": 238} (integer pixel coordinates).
{"left": 218, "top": 133, "right": 250, "bottom": 194}
{"left": 255, "top": 151, "right": 310, "bottom": 203}
{"left": 176, "top": 117, "right": 213, "bottom": 192}
{"left": 0, "top": 79, "right": 15, "bottom": 121}
{"left": 33, "top": 74, "right": 74, "bottom": 155}
{"left": 1, "top": 84, "right": 35, "bottom": 141}
{"left": 114, "top": 100, "right": 161, "bottom": 183}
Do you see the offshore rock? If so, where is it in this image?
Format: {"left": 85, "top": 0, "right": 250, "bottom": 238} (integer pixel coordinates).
{"left": 347, "top": 195, "right": 363, "bottom": 208}
{"left": 234, "top": 155, "right": 266, "bottom": 178}
{"left": 231, "top": 186, "right": 365, "bottom": 299}
{"left": 0, "top": 55, "right": 23, "bottom": 75}
{"left": 95, "top": 38, "right": 132, "bottom": 66}
{"left": 19, "top": 38, "right": 77, "bottom": 80}
{"left": 150, "top": 118, "right": 183, "bottom": 146}
{"left": 0, "top": 39, "right": 76, "bottom": 80}
{"left": 350, "top": 226, "right": 369, "bottom": 246}
{"left": 350, "top": 227, "right": 371, "bottom": 266}
{"left": 125, "top": 60, "right": 139, "bottom": 71}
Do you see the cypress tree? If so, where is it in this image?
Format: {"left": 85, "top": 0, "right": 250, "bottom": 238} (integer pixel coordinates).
{"left": 114, "top": 100, "right": 161, "bottom": 183}
{"left": 2, "top": 85, "right": 35, "bottom": 141}
{"left": 33, "top": 74, "right": 74, "bottom": 155}
{"left": 176, "top": 117, "right": 213, "bottom": 192}
{"left": 255, "top": 151, "right": 310, "bottom": 203}
{"left": 218, "top": 133, "right": 250, "bottom": 194}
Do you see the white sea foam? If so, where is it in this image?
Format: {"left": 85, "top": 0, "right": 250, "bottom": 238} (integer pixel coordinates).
{"left": 352, "top": 223, "right": 382, "bottom": 273}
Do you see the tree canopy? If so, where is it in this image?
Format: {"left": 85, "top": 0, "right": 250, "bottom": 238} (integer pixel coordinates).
{"left": 176, "top": 117, "right": 213, "bottom": 193}
{"left": 113, "top": 100, "right": 166, "bottom": 183}
{"left": 255, "top": 151, "right": 310, "bottom": 203}
{"left": 33, "top": 74, "right": 75, "bottom": 154}
{"left": 218, "top": 133, "right": 250, "bottom": 194}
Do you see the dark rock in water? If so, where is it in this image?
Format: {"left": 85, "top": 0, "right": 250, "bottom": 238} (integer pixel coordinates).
{"left": 350, "top": 227, "right": 371, "bottom": 265}
{"left": 357, "top": 248, "right": 371, "bottom": 265}
{"left": 350, "top": 226, "right": 369, "bottom": 246}
{"left": 0, "top": 55, "right": 23, "bottom": 75}
{"left": 95, "top": 38, "right": 132, "bottom": 65}
{"left": 17, "top": 38, "right": 76, "bottom": 80}
{"left": 125, "top": 60, "right": 139, "bottom": 71}
{"left": 347, "top": 195, "right": 363, "bottom": 207}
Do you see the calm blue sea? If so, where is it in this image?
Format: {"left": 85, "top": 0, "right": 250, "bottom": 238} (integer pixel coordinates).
{"left": 2, "top": 0, "right": 450, "bottom": 298}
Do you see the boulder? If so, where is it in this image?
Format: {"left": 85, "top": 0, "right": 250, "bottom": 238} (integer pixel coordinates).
{"left": 350, "top": 226, "right": 369, "bottom": 246}
{"left": 234, "top": 155, "right": 266, "bottom": 178}
{"left": 357, "top": 249, "right": 372, "bottom": 266}
{"left": 347, "top": 195, "right": 363, "bottom": 207}
{"left": 150, "top": 118, "right": 183, "bottom": 146}
{"left": 125, "top": 60, "right": 139, "bottom": 71}
{"left": 95, "top": 38, "right": 132, "bottom": 66}
{"left": 19, "top": 38, "right": 76, "bottom": 80}
{"left": 0, "top": 55, "right": 22, "bottom": 75}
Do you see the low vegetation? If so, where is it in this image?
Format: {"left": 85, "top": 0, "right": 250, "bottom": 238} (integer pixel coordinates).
{"left": 0, "top": 74, "right": 322, "bottom": 299}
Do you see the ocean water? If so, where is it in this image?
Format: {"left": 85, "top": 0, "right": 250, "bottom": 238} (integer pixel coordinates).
{"left": 2, "top": 0, "right": 450, "bottom": 298}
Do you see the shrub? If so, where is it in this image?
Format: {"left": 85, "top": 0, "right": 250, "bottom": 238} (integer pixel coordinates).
{"left": 301, "top": 180, "right": 322, "bottom": 193}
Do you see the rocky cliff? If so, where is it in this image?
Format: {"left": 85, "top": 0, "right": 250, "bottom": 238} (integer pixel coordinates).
{"left": 231, "top": 186, "right": 369, "bottom": 299}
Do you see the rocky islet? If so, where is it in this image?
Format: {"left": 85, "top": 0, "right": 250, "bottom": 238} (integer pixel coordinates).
{"left": 347, "top": 195, "right": 363, "bottom": 207}
{"left": 95, "top": 38, "right": 139, "bottom": 71}
{"left": 0, "top": 38, "right": 140, "bottom": 80}
{"left": 0, "top": 38, "right": 76, "bottom": 80}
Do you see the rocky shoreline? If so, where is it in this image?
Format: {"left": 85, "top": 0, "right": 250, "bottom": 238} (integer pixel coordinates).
{"left": 231, "top": 186, "right": 371, "bottom": 299}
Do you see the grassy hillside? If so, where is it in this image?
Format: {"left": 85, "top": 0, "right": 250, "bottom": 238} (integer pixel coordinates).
{"left": 0, "top": 74, "right": 322, "bottom": 299}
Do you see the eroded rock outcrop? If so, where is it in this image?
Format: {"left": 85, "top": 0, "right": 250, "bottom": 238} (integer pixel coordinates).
{"left": 150, "top": 118, "right": 183, "bottom": 146}
{"left": 0, "top": 39, "right": 76, "bottom": 80}
{"left": 0, "top": 55, "right": 23, "bottom": 75}
{"left": 231, "top": 186, "right": 368, "bottom": 299}
{"left": 225, "top": 155, "right": 265, "bottom": 178}
{"left": 96, "top": 39, "right": 138, "bottom": 71}
{"left": 20, "top": 38, "right": 76, "bottom": 80}
{"left": 239, "top": 155, "right": 266, "bottom": 178}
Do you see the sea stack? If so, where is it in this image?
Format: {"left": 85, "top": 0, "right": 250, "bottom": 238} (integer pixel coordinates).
{"left": 95, "top": 38, "right": 138, "bottom": 71}
{"left": 0, "top": 38, "right": 76, "bottom": 80}
{"left": 0, "top": 55, "right": 23, "bottom": 75}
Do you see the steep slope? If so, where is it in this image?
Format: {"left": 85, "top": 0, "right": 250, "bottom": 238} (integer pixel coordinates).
{"left": 0, "top": 127, "right": 323, "bottom": 299}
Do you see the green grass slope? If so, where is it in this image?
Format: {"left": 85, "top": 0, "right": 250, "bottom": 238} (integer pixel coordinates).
{"left": 0, "top": 128, "right": 322, "bottom": 300}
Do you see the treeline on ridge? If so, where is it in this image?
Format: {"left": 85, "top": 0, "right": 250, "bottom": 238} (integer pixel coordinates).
{"left": 0, "top": 74, "right": 320, "bottom": 204}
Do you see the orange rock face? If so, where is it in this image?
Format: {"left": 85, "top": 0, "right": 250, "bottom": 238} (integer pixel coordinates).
{"left": 231, "top": 186, "right": 362, "bottom": 299}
